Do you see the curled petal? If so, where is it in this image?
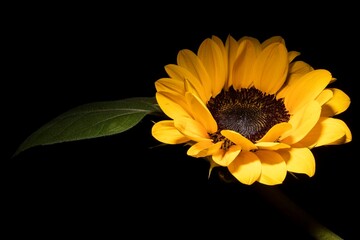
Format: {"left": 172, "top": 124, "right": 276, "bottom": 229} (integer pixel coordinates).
{"left": 255, "top": 150, "right": 287, "bottom": 185}
{"left": 156, "top": 92, "right": 192, "bottom": 119}
{"left": 221, "top": 130, "right": 257, "bottom": 151}
{"left": 212, "top": 144, "right": 241, "bottom": 166}
{"left": 258, "top": 122, "right": 292, "bottom": 142}
{"left": 278, "top": 148, "right": 316, "bottom": 177}
{"left": 187, "top": 140, "right": 217, "bottom": 157}
{"left": 277, "top": 60, "right": 314, "bottom": 99}
{"left": 256, "top": 142, "right": 290, "bottom": 150}
{"left": 281, "top": 101, "right": 321, "bottom": 145}
{"left": 316, "top": 89, "right": 333, "bottom": 106}
{"left": 296, "top": 117, "right": 352, "bottom": 148}
{"left": 165, "top": 64, "right": 208, "bottom": 102}
{"left": 185, "top": 92, "right": 218, "bottom": 133}
{"left": 174, "top": 117, "right": 210, "bottom": 142}
{"left": 228, "top": 151, "right": 261, "bottom": 185}
{"left": 177, "top": 49, "right": 212, "bottom": 99}
{"left": 152, "top": 120, "right": 190, "bottom": 144}
{"left": 321, "top": 88, "right": 351, "bottom": 117}
{"left": 284, "top": 69, "right": 332, "bottom": 114}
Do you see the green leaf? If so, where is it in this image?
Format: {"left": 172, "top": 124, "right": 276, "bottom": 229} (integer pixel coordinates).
{"left": 14, "top": 97, "right": 162, "bottom": 156}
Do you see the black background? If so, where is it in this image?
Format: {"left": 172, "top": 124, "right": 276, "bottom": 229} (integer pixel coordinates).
{"left": 3, "top": 3, "right": 359, "bottom": 239}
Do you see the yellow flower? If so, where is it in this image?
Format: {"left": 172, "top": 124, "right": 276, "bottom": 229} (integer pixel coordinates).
{"left": 151, "top": 35, "right": 352, "bottom": 185}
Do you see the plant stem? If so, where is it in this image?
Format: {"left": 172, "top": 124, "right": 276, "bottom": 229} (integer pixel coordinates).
{"left": 253, "top": 183, "right": 343, "bottom": 240}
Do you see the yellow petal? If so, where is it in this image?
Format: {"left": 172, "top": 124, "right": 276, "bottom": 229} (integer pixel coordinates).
{"left": 284, "top": 69, "right": 332, "bottom": 114}
{"left": 238, "top": 36, "right": 261, "bottom": 46}
{"left": 155, "top": 77, "right": 185, "bottom": 94}
{"left": 278, "top": 148, "right": 315, "bottom": 177}
{"left": 185, "top": 92, "right": 218, "bottom": 133}
{"left": 177, "top": 49, "right": 212, "bottom": 100}
{"left": 221, "top": 129, "right": 257, "bottom": 151}
{"left": 174, "top": 117, "right": 210, "bottom": 142}
{"left": 212, "top": 35, "right": 227, "bottom": 63}
{"left": 296, "top": 117, "right": 352, "bottom": 148}
{"left": 224, "top": 35, "right": 239, "bottom": 90}
{"left": 228, "top": 151, "right": 261, "bottom": 185}
{"left": 206, "top": 141, "right": 225, "bottom": 155}
{"left": 165, "top": 64, "right": 190, "bottom": 81}
{"left": 256, "top": 150, "right": 287, "bottom": 185}
{"left": 281, "top": 101, "right": 321, "bottom": 145}
{"left": 151, "top": 120, "right": 190, "bottom": 144}
{"left": 232, "top": 37, "right": 259, "bottom": 89}
{"left": 258, "top": 122, "right": 292, "bottom": 142}
{"left": 316, "top": 89, "right": 333, "bottom": 106}
{"left": 212, "top": 144, "right": 241, "bottom": 166}
{"left": 289, "top": 60, "right": 314, "bottom": 75}
{"left": 277, "top": 60, "right": 314, "bottom": 99}
{"left": 327, "top": 124, "right": 352, "bottom": 145}
{"left": 212, "top": 35, "right": 229, "bottom": 88}
{"left": 187, "top": 140, "right": 217, "bottom": 157}
{"left": 198, "top": 38, "right": 227, "bottom": 96}
{"left": 332, "top": 119, "right": 352, "bottom": 144}
{"left": 165, "top": 64, "right": 208, "bottom": 102}
{"left": 253, "top": 42, "right": 288, "bottom": 94}
{"left": 256, "top": 142, "right": 290, "bottom": 150}
{"left": 261, "top": 36, "right": 285, "bottom": 47}
{"left": 156, "top": 92, "right": 192, "bottom": 119}
{"left": 321, "top": 88, "right": 351, "bottom": 117}
{"left": 288, "top": 51, "right": 301, "bottom": 63}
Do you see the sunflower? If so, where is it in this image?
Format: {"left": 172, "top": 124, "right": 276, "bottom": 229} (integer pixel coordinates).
{"left": 151, "top": 35, "right": 352, "bottom": 185}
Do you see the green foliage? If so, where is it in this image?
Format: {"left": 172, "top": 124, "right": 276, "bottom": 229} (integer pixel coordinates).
{"left": 14, "top": 97, "right": 161, "bottom": 156}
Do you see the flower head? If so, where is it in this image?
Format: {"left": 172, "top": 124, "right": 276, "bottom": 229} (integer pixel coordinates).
{"left": 151, "top": 35, "right": 352, "bottom": 185}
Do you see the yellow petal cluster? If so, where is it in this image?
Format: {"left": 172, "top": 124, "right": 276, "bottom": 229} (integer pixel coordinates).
{"left": 152, "top": 35, "right": 352, "bottom": 185}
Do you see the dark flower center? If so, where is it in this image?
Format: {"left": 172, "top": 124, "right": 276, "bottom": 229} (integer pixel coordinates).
{"left": 207, "top": 87, "right": 290, "bottom": 143}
